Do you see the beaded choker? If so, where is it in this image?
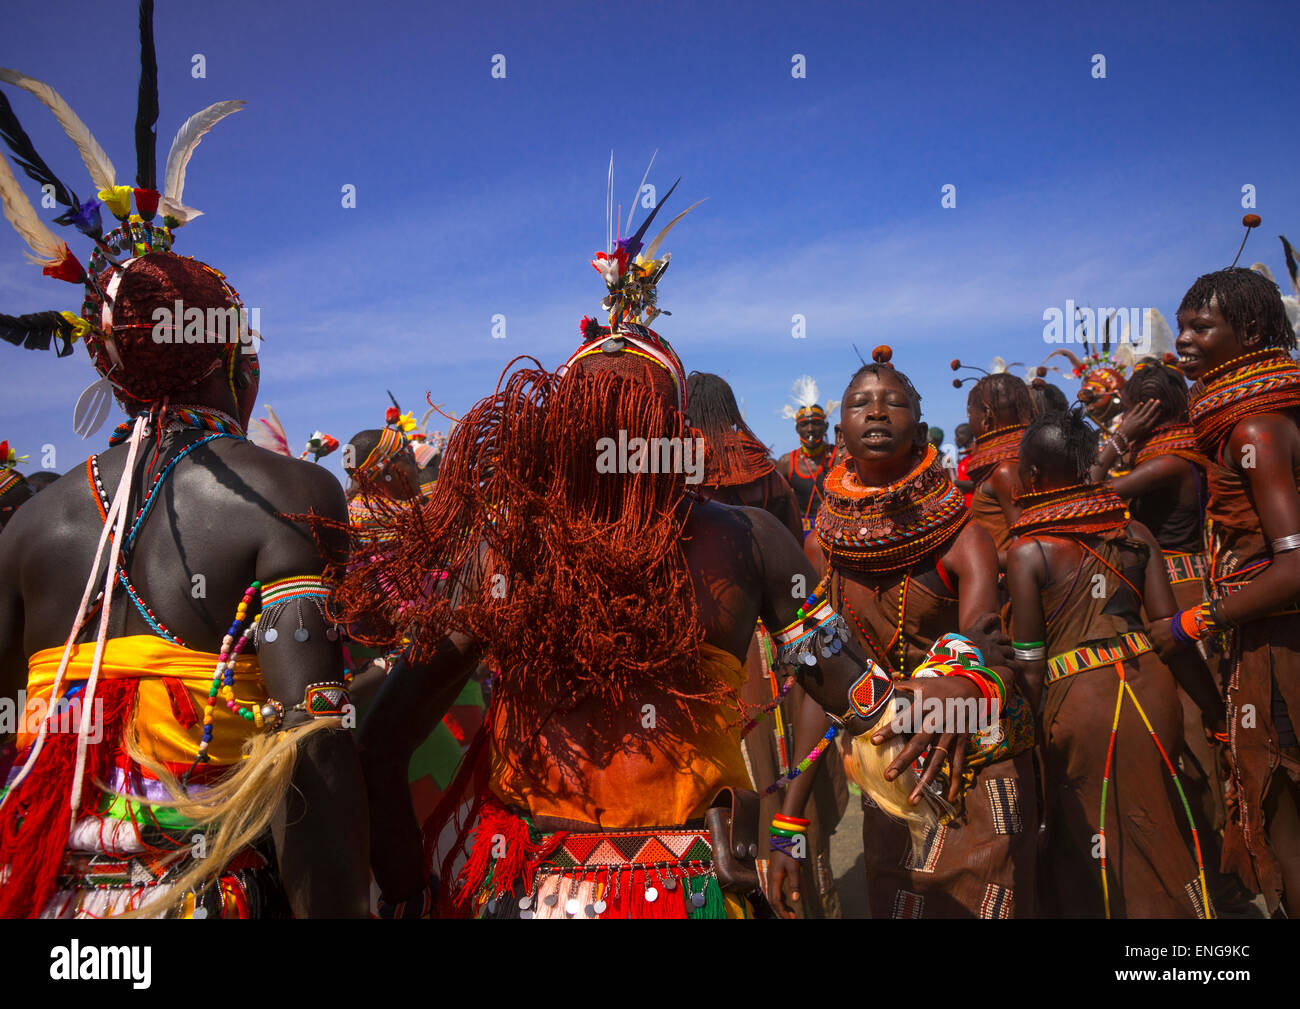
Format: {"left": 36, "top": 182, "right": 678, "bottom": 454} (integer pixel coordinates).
{"left": 1133, "top": 422, "right": 1206, "bottom": 468}
{"left": 815, "top": 444, "right": 968, "bottom": 575}
{"left": 965, "top": 422, "right": 1026, "bottom": 485}
{"left": 1010, "top": 483, "right": 1130, "bottom": 537}
{"left": 1188, "top": 350, "right": 1300, "bottom": 457}
{"left": 108, "top": 404, "right": 245, "bottom": 446}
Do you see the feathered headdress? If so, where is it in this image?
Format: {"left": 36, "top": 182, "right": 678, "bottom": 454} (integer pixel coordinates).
{"left": 781, "top": 375, "right": 838, "bottom": 422}
{"left": 0, "top": 0, "right": 248, "bottom": 435}
{"left": 559, "top": 153, "right": 699, "bottom": 411}
{"left": 248, "top": 406, "right": 338, "bottom": 462}
{"left": 407, "top": 404, "right": 454, "bottom": 469}
{"left": 1251, "top": 235, "right": 1300, "bottom": 342}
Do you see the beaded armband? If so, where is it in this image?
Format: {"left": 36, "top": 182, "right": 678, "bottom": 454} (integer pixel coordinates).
{"left": 773, "top": 591, "right": 852, "bottom": 669}
{"left": 257, "top": 576, "right": 336, "bottom": 645}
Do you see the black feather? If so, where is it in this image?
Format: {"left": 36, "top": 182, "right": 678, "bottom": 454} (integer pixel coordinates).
{"left": 0, "top": 88, "right": 76, "bottom": 209}
{"left": 626, "top": 176, "right": 680, "bottom": 255}
{"left": 135, "top": 0, "right": 159, "bottom": 191}
{"left": 1281, "top": 235, "right": 1300, "bottom": 293}
{"left": 0, "top": 311, "right": 76, "bottom": 357}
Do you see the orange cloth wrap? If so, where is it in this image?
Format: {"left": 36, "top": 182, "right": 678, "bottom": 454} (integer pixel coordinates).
{"left": 22, "top": 635, "right": 266, "bottom": 769}
{"left": 488, "top": 642, "right": 749, "bottom": 828}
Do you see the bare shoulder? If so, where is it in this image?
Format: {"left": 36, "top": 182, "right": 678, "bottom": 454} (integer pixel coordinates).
{"left": 206, "top": 439, "right": 346, "bottom": 521}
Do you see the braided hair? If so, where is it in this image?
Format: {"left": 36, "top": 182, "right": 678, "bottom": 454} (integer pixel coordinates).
{"left": 1022, "top": 407, "right": 1098, "bottom": 482}
{"left": 1122, "top": 358, "right": 1189, "bottom": 421}
{"left": 1178, "top": 267, "right": 1295, "bottom": 352}
{"left": 685, "top": 372, "right": 764, "bottom": 444}
{"left": 967, "top": 372, "right": 1035, "bottom": 428}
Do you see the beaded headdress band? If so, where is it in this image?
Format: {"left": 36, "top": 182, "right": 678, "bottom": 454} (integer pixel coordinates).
{"left": 557, "top": 154, "right": 701, "bottom": 411}
{"left": 781, "top": 375, "right": 838, "bottom": 424}
{"left": 0, "top": 1, "right": 250, "bottom": 434}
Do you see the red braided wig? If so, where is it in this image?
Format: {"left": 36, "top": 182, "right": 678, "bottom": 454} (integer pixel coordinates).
{"left": 327, "top": 354, "right": 737, "bottom": 765}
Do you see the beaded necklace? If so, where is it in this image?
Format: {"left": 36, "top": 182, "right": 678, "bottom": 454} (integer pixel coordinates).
{"left": 1133, "top": 422, "right": 1207, "bottom": 468}
{"left": 965, "top": 422, "right": 1027, "bottom": 485}
{"left": 1010, "top": 483, "right": 1130, "bottom": 538}
{"left": 1188, "top": 350, "right": 1300, "bottom": 457}
{"left": 833, "top": 569, "right": 909, "bottom": 675}
{"left": 816, "top": 444, "right": 968, "bottom": 576}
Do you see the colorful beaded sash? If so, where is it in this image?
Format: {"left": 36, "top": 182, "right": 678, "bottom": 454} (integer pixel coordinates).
{"left": 1164, "top": 550, "right": 1206, "bottom": 585}
{"left": 1046, "top": 631, "right": 1152, "bottom": 685}
{"left": 1010, "top": 483, "right": 1130, "bottom": 538}
{"left": 1134, "top": 423, "right": 1207, "bottom": 468}
{"left": 816, "top": 445, "right": 968, "bottom": 575}
{"left": 966, "top": 423, "right": 1026, "bottom": 485}
{"left": 1189, "top": 350, "right": 1300, "bottom": 456}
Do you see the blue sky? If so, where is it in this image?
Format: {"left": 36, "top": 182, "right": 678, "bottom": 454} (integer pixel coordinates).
{"left": 2, "top": 0, "right": 1297, "bottom": 478}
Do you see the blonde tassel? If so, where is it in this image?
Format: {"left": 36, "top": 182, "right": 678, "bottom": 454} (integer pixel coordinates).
{"left": 113, "top": 718, "right": 342, "bottom": 918}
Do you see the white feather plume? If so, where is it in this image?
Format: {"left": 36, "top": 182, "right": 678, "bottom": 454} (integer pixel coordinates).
{"left": 0, "top": 148, "right": 64, "bottom": 266}
{"left": 789, "top": 375, "right": 820, "bottom": 410}
{"left": 0, "top": 67, "right": 116, "bottom": 194}
{"left": 249, "top": 405, "right": 290, "bottom": 457}
{"left": 158, "top": 100, "right": 246, "bottom": 226}
{"left": 990, "top": 356, "right": 1008, "bottom": 374}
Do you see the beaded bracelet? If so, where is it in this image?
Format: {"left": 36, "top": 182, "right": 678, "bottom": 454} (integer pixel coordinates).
{"left": 762, "top": 726, "right": 840, "bottom": 796}
{"left": 769, "top": 834, "right": 805, "bottom": 860}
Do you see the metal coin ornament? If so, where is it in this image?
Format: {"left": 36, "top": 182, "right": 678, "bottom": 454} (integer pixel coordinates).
{"left": 486, "top": 899, "right": 498, "bottom": 914}
{"left": 520, "top": 908, "right": 534, "bottom": 919}
{"left": 593, "top": 898, "right": 607, "bottom": 914}
{"left": 263, "top": 627, "right": 278, "bottom": 642}
{"left": 518, "top": 895, "right": 532, "bottom": 910}
{"left": 691, "top": 890, "right": 707, "bottom": 908}
{"left": 326, "top": 627, "right": 338, "bottom": 641}
{"left": 293, "top": 627, "right": 310, "bottom": 642}
{"left": 565, "top": 898, "right": 581, "bottom": 916}
{"left": 543, "top": 892, "right": 559, "bottom": 908}
{"left": 663, "top": 875, "right": 677, "bottom": 891}
{"left": 644, "top": 885, "right": 659, "bottom": 903}
{"left": 584, "top": 903, "right": 596, "bottom": 917}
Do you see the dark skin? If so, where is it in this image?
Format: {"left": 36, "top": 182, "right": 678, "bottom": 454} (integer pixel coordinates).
{"left": 1006, "top": 454, "right": 1224, "bottom": 730}
{"left": 796, "top": 415, "right": 828, "bottom": 451}
{"left": 967, "top": 396, "right": 1023, "bottom": 567}
{"left": 768, "top": 369, "right": 1005, "bottom": 917}
{"left": 1149, "top": 297, "right": 1300, "bottom": 637}
{"left": 953, "top": 423, "right": 975, "bottom": 495}
{"left": 0, "top": 362, "right": 369, "bottom": 918}
{"left": 1167, "top": 296, "right": 1300, "bottom": 913}
{"left": 1089, "top": 399, "right": 1203, "bottom": 546}
{"left": 357, "top": 356, "right": 1013, "bottom": 902}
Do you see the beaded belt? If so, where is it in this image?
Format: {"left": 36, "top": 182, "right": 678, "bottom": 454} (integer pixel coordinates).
{"left": 1046, "top": 631, "right": 1152, "bottom": 685}
{"left": 491, "top": 826, "right": 726, "bottom": 919}
{"left": 1163, "top": 551, "right": 1206, "bottom": 585}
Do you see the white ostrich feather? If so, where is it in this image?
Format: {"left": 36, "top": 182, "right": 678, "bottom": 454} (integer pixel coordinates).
{"left": 0, "top": 67, "right": 116, "bottom": 194}
{"left": 0, "top": 149, "right": 63, "bottom": 265}
{"left": 158, "top": 100, "right": 245, "bottom": 226}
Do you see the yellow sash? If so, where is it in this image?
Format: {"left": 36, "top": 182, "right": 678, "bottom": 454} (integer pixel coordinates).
{"left": 22, "top": 635, "right": 265, "bottom": 767}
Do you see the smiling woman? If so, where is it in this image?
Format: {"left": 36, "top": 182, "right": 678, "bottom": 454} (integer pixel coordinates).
{"left": 1169, "top": 264, "right": 1300, "bottom": 916}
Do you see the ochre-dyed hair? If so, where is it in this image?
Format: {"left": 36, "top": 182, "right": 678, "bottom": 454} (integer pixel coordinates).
{"left": 1122, "top": 359, "right": 1189, "bottom": 421}
{"left": 88, "top": 252, "right": 246, "bottom": 407}
{"left": 967, "top": 373, "right": 1035, "bottom": 428}
{"left": 685, "top": 371, "right": 774, "bottom": 488}
{"left": 1178, "top": 267, "right": 1296, "bottom": 352}
{"left": 328, "top": 356, "right": 730, "bottom": 769}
